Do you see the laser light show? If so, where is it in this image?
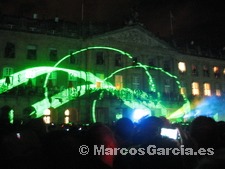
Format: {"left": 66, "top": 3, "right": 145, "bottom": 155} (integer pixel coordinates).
{"left": 0, "top": 46, "right": 191, "bottom": 124}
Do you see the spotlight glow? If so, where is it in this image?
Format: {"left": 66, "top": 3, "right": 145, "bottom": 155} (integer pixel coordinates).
{"left": 132, "top": 108, "right": 151, "bottom": 123}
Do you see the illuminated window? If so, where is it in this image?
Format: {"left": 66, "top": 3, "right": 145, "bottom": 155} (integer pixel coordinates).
{"left": 96, "top": 52, "right": 104, "bottom": 65}
{"left": 204, "top": 83, "right": 211, "bottom": 96}
{"left": 178, "top": 62, "right": 186, "bottom": 73}
{"left": 43, "top": 109, "right": 51, "bottom": 124}
{"left": 180, "top": 81, "right": 186, "bottom": 95}
{"left": 213, "top": 66, "right": 220, "bottom": 78}
{"left": 115, "top": 75, "right": 123, "bottom": 90}
{"left": 64, "top": 109, "right": 70, "bottom": 124}
{"left": 27, "top": 45, "right": 37, "bottom": 60}
{"left": 192, "top": 64, "right": 198, "bottom": 76}
{"left": 192, "top": 82, "right": 199, "bottom": 95}
{"left": 180, "top": 87, "right": 186, "bottom": 95}
{"left": 216, "top": 89, "right": 221, "bottom": 96}
{"left": 49, "top": 48, "right": 58, "bottom": 61}
{"left": 115, "top": 54, "right": 122, "bottom": 66}
{"left": 203, "top": 65, "right": 210, "bottom": 77}
{"left": 4, "top": 42, "right": 15, "bottom": 58}
{"left": 96, "top": 73, "right": 104, "bottom": 88}
{"left": 215, "top": 83, "right": 221, "bottom": 96}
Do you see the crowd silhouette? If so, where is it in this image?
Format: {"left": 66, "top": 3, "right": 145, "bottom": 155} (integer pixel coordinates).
{"left": 0, "top": 105, "right": 225, "bottom": 169}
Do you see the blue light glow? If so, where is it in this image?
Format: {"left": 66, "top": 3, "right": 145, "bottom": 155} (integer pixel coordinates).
{"left": 132, "top": 108, "right": 151, "bottom": 123}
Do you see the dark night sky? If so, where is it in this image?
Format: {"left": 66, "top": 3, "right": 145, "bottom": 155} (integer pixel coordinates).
{"left": 1, "top": 0, "right": 225, "bottom": 48}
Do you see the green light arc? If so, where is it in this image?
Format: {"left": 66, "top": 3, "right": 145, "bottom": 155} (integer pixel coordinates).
{"left": 103, "top": 64, "right": 188, "bottom": 103}
{"left": 0, "top": 66, "right": 108, "bottom": 95}
{"left": 43, "top": 46, "right": 133, "bottom": 89}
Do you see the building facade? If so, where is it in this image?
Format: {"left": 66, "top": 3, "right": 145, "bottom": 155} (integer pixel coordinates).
{"left": 1, "top": 16, "right": 225, "bottom": 124}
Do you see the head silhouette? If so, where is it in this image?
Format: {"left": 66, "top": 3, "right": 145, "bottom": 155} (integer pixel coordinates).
{"left": 190, "top": 116, "right": 217, "bottom": 148}
{"left": 86, "top": 123, "right": 117, "bottom": 168}
{"left": 0, "top": 105, "right": 13, "bottom": 125}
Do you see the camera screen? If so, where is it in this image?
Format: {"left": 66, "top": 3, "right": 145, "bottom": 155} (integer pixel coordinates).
{"left": 160, "top": 128, "right": 178, "bottom": 140}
